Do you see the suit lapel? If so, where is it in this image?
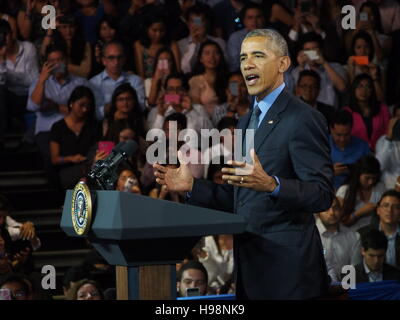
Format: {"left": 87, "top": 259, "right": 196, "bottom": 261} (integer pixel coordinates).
{"left": 254, "top": 89, "right": 290, "bottom": 153}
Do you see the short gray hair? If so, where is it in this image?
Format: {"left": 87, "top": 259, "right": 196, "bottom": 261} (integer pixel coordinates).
{"left": 244, "top": 29, "right": 289, "bottom": 57}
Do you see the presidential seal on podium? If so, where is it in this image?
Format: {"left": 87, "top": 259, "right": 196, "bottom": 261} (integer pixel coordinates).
{"left": 71, "top": 181, "right": 93, "bottom": 235}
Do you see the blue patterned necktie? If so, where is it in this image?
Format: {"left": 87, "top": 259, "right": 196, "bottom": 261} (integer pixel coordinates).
{"left": 243, "top": 104, "right": 261, "bottom": 158}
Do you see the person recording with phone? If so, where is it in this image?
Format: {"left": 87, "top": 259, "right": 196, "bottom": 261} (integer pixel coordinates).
{"left": 292, "top": 32, "right": 347, "bottom": 108}
{"left": 212, "top": 72, "right": 249, "bottom": 126}
{"left": 27, "top": 44, "right": 96, "bottom": 188}
{"left": 345, "top": 30, "right": 384, "bottom": 102}
{"left": 146, "top": 73, "right": 212, "bottom": 135}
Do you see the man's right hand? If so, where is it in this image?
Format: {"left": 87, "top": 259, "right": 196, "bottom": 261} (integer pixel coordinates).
{"left": 39, "top": 61, "right": 57, "bottom": 84}
{"left": 153, "top": 151, "right": 194, "bottom": 192}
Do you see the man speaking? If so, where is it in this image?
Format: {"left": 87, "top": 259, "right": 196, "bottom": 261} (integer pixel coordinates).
{"left": 154, "top": 29, "right": 334, "bottom": 299}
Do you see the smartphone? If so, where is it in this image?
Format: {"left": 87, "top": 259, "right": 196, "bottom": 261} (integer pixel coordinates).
{"left": 304, "top": 50, "right": 319, "bottom": 61}
{"left": 186, "top": 287, "right": 200, "bottom": 297}
{"left": 164, "top": 94, "right": 181, "bottom": 104}
{"left": 98, "top": 141, "right": 115, "bottom": 156}
{"left": 157, "top": 59, "right": 168, "bottom": 70}
{"left": 229, "top": 81, "right": 239, "bottom": 96}
{"left": 192, "top": 16, "right": 203, "bottom": 27}
{"left": 360, "top": 12, "right": 368, "bottom": 21}
{"left": 350, "top": 55, "right": 369, "bottom": 66}
{"left": 300, "top": 0, "right": 312, "bottom": 13}
{"left": 0, "top": 289, "right": 12, "bottom": 300}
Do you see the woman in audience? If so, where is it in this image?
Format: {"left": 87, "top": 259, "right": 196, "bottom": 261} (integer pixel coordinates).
{"left": 336, "top": 155, "right": 386, "bottom": 231}
{"left": 189, "top": 40, "right": 229, "bottom": 117}
{"left": 50, "top": 86, "right": 101, "bottom": 190}
{"left": 134, "top": 16, "right": 181, "bottom": 79}
{"left": 375, "top": 104, "right": 400, "bottom": 190}
{"left": 41, "top": 14, "right": 92, "bottom": 78}
{"left": 146, "top": 46, "right": 179, "bottom": 107}
{"left": 0, "top": 0, "right": 17, "bottom": 39}
{"left": 344, "top": 0, "right": 391, "bottom": 60}
{"left": 103, "top": 83, "right": 145, "bottom": 141}
{"left": 345, "top": 31, "right": 385, "bottom": 101}
{"left": 67, "top": 279, "right": 104, "bottom": 300}
{"left": 74, "top": 0, "right": 117, "bottom": 45}
{"left": 343, "top": 73, "right": 390, "bottom": 151}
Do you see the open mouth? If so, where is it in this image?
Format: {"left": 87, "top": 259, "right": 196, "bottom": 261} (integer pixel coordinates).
{"left": 245, "top": 74, "right": 259, "bottom": 85}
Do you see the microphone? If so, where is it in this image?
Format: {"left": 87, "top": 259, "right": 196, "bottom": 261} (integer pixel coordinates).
{"left": 88, "top": 140, "right": 138, "bottom": 190}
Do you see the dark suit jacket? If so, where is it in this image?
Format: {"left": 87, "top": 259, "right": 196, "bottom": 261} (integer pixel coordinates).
{"left": 358, "top": 221, "right": 400, "bottom": 268}
{"left": 354, "top": 263, "right": 400, "bottom": 283}
{"left": 188, "top": 89, "right": 334, "bottom": 299}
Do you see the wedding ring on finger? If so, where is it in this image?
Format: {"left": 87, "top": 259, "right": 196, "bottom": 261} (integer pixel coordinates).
{"left": 240, "top": 177, "right": 244, "bottom": 184}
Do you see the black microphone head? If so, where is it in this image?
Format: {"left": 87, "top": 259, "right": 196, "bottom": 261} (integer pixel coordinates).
{"left": 113, "top": 141, "right": 126, "bottom": 153}
{"left": 120, "top": 139, "right": 138, "bottom": 156}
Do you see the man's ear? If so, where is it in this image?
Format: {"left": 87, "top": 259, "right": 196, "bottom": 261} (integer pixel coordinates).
{"left": 279, "top": 56, "right": 291, "bottom": 74}
{"left": 361, "top": 248, "right": 366, "bottom": 258}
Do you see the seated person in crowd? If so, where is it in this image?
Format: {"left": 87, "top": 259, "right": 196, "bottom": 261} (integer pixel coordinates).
{"left": 375, "top": 104, "right": 400, "bottom": 190}
{"left": 147, "top": 73, "right": 212, "bottom": 134}
{"left": 66, "top": 279, "right": 104, "bottom": 300}
{"left": 291, "top": 32, "right": 347, "bottom": 108}
{"left": 177, "top": 260, "right": 208, "bottom": 297}
{"left": 336, "top": 155, "right": 386, "bottom": 231}
{"left": 62, "top": 266, "right": 89, "bottom": 298}
{"left": 345, "top": 31, "right": 385, "bottom": 102}
{"left": 343, "top": 73, "right": 390, "bottom": 151}
{"left": 50, "top": 86, "right": 102, "bottom": 190}
{"left": 316, "top": 197, "right": 362, "bottom": 283}
{"left": 352, "top": 229, "right": 400, "bottom": 283}
{"left": 141, "top": 112, "right": 204, "bottom": 190}
{"left": 133, "top": 16, "right": 181, "bottom": 79}
{"left": 0, "top": 274, "right": 32, "bottom": 300}
{"left": 27, "top": 44, "right": 96, "bottom": 186}
{"left": 41, "top": 14, "right": 92, "bottom": 79}
{"left": 103, "top": 83, "right": 145, "bottom": 141}
{"left": 115, "top": 166, "right": 142, "bottom": 194}
{"left": 146, "top": 47, "right": 179, "bottom": 107}
{"left": 0, "top": 20, "right": 39, "bottom": 131}
{"left": 227, "top": 3, "right": 266, "bottom": 72}
{"left": 202, "top": 118, "right": 237, "bottom": 179}
{"left": 358, "top": 190, "right": 400, "bottom": 268}
{"left": 90, "top": 41, "right": 145, "bottom": 119}
{"left": 295, "top": 69, "right": 335, "bottom": 127}
{"left": 189, "top": 40, "right": 229, "bottom": 117}
{"left": 179, "top": 4, "right": 227, "bottom": 75}
{"left": 329, "top": 109, "right": 371, "bottom": 190}
{"left": 212, "top": 72, "right": 249, "bottom": 126}
{"left": 194, "top": 234, "right": 234, "bottom": 295}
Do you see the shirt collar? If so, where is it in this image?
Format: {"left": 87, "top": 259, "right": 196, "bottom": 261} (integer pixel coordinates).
{"left": 378, "top": 224, "right": 400, "bottom": 239}
{"left": 101, "top": 69, "right": 125, "bottom": 81}
{"left": 253, "top": 82, "right": 285, "bottom": 114}
{"left": 363, "top": 259, "right": 382, "bottom": 276}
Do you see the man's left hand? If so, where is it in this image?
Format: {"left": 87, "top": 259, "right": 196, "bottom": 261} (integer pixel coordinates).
{"left": 221, "top": 149, "right": 277, "bottom": 192}
{"left": 20, "top": 222, "right": 35, "bottom": 240}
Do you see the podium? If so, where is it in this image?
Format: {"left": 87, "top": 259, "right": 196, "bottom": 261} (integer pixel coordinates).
{"left": 61, "top": 190, "right": 246, "bottom": 300}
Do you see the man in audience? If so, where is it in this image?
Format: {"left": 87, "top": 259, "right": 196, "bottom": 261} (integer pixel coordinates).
{"left": 329, "top": 109, "right": 371, "bottom": 189}
{"left": 316, "top": 197, "right": 362, "bottom": 282}
{"left": 291, "top": 32, "right": 347, "bottom": 108}
{"left": 375, "top": 104, "right": 400, "bottom": 190}
{"left": 353, "top": 229, "right": 400, "bottom": 283}
{"left": 0, "top": 19, "right": 38, "bottom": 132}
{"left": 295, "top": 69, "right": 335, "bottom": 127}
{"left": 90, "top": 41, "right": 145, "bottom": 118}
{"left": 177, "top": 260, "right": 209, "bottom": 297}
{"left": 146, "top": 73, "right": 213, "bottom": 134}
{"left": 27, "top": 45, "right": 93, "bottom": 185}
{"left": 358, "top": 190, "right": 400, "bottom": 268}
{"left": 227, "top": 4, "right": 266, "bottom": 72}
{"left": 179, "top": 4, "right": 227, "bottom": 74}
